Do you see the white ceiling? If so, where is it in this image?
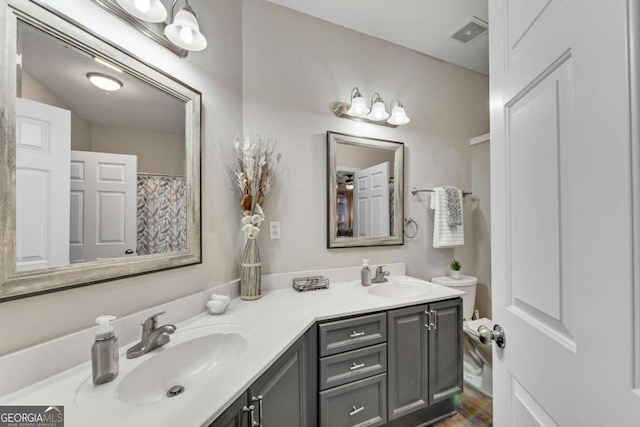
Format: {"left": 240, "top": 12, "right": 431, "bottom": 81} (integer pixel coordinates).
{"left": 266, "top": 0, "right": 489, "bottom": 75}
{"left": 18, "top": 20, "right": 185, "bottom": 134}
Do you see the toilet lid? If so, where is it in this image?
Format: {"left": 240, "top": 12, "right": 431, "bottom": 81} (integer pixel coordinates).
{"left": 430, "top": 275, "right": 478, "bottom": 287}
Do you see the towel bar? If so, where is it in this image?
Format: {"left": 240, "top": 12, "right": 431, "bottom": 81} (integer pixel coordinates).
{"left": 411, "top": 187, "right": 473, "bottom": 197}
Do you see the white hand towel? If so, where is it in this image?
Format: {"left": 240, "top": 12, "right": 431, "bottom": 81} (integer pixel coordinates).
{"left": 431, "top": 186, "right": 464, "bottom": 248}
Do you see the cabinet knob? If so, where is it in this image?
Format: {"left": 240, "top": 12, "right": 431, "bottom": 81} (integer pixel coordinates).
{"left": 350, "top": 330, "right": 366, "bottom": 338}
{"left": 350, "top": 362, "right": 365, "bottom": 371}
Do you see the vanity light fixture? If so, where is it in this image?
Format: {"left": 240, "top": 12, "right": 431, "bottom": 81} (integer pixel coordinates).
{"left": 164, "top": 0, "right": 208, "bottom": 51}
{"left": 333, "top": 87, "right": 410, "bottom": 128}
{"left": 116, "top": 0, "right": 167, "bottom": 23}
{"left": 346, "top": 87, "right": 369, "bottom": 118}
{"left": 387, "top": 99, "right": 411, "bottom": 126}
{"left": 91, "top": 0, "right": 207, "bottom": 57}
{"left": 87, "top": 73, "right": 123, "bottom": 91}
{"left": 367, "top": 92, "right": 389, "bottom": 121}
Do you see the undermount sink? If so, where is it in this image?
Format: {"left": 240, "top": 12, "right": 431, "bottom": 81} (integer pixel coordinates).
{"left": 117, "top": 325, "right": 252, "bottom": 405}
{"left": 367, "top": 281, "right": 433, "bottom": 298}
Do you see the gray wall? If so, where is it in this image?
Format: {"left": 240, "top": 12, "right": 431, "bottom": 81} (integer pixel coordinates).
{"left": 471, "top": 139, "right": 491, "bottom": 318}
{"left": 0, "top": 0, "right": 489, "bottom": 355}
{"left": 0, "top": 0, "right": 243, "bottom": 355}
{"left": 242, "top": 0, "right": 489, "bottom": 281}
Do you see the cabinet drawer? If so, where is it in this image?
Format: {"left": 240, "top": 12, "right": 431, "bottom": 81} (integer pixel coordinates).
{"left": 320, "top": 343, "right": 387, "bottom": 391}
{"left": 319, "top": 373, "right": 387, "bottom": 427}
{"left": 319, "top": 313, "right": 387, "bottom": 357}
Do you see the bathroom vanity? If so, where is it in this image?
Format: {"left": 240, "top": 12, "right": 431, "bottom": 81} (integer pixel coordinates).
{"left": 0, "top": 275, "right": 464, "bottom": 427}
{"left": 210, "top": 295, "right": 462, "bottom": 427}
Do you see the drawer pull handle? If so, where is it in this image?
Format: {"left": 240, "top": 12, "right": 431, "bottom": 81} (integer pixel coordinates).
{"left": 350, "top": 405, "right": 365, "bottom": 416}
{"left": 350, "top": 331, "right": 365, "bottom": 338}
{"left": 350, "top": 362, "right": 365, "bottom": 370}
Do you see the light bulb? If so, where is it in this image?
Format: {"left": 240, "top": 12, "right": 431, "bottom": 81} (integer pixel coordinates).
{"left": 179, "top": 26, "right": 194, "bottom": 45}
{"left": 134, "top": 0, "right": 151, "bottom": 13}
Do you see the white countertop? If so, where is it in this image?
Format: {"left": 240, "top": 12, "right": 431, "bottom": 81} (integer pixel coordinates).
{"left": 0, "top": 276, "right": 463, "bottom": 427}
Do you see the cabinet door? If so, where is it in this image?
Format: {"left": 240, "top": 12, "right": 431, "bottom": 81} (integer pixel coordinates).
{"left": 428, "top": 298, "right": 463, "bottom": 405}
{"left": 249, "top": 330, "right": 316, "bottom": 427}
{"left": 387, "top": 304, "right": 430, "bottom": 421}
{"left": 208, "top": 391, "right": 249, "bottom": 427}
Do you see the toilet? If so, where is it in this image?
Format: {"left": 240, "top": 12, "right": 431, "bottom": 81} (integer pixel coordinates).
{"left": 431, "top": 275, "right": 493, "bottom": 397}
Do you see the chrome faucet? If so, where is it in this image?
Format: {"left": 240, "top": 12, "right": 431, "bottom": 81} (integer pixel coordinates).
{"left": 126, "top": 311, "right": 176, "bottom": 359}
{"left": 372, "top": 265, "right": 390, "bottom": 283}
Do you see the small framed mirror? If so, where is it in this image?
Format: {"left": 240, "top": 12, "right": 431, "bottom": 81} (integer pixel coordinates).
{"left": 327, "top": 131, "right": 404, "bottom": 248}
{"left": 0, "top": 0, "right": 201, "bottom": 301}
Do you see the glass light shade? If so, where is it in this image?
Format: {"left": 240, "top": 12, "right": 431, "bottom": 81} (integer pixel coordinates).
{"left": 87, "top": 73, "right": 123, "bottom": 91}
{"left": 368, "top": 100, "right": 389, "bottom": 121}
{"left": 387, "top": 104, "right": 410, "bottom": 125}
{"left": 347, "top": 96, "right": 369, "bottom": 117}
{"left": 116, "top": 0, "right": 167, "bottom": 23}
{"left": 164, "top": 6, "right": 208, "bottom": 51}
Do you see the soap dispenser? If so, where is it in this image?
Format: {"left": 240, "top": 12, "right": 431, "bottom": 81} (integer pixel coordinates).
{"left": 361, "top": 259, "right": 372, "bottom": 286}
{"left": 92, "top": 315, "right": 119, "bottom": 385}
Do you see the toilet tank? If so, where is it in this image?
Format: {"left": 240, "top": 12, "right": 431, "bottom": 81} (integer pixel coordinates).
{"left": 431, "top": 275, "right": 478, "bottom": 321}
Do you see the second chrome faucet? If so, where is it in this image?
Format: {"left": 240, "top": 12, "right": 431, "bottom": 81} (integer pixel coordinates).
{"left": 372, "top": 266, "right": 390, "bottom": 283}
{"left": 127, "top": 311, "right": 176, "bottom": 359}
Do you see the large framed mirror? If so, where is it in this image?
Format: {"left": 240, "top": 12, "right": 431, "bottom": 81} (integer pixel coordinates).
{"left": 327, "top": 132, "right": 404, "bottom": 248}
{"left": 0, "top": 0, "right": 201, "bottom": 301}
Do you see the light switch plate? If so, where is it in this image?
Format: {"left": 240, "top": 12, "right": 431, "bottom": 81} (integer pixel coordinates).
{"left": 269, "top": 221, "right": 281, "bottom": 239}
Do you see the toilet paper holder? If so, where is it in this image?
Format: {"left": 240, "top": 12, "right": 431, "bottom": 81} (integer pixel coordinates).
{"left": 478, "top": 324, "right": 506, "bottom": 348}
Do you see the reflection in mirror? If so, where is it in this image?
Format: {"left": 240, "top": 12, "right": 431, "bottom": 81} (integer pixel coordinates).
{"left": 327, "top": 132, "right": 404, "bottom": 248}
{"left": 16, "top": 20, "right": 186, "bottom": 271}
{"left": 0, "top": 0, "right": 201, "bottom": 301}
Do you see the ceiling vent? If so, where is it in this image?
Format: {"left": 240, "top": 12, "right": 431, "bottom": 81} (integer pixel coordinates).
{"left": 450, "top": 17, "right": 488, "bottom": 43}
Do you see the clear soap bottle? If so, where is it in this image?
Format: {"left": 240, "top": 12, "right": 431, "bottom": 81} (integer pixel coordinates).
{"left": 92, "top": 315, "right": 119, "bottom": 385}
{"left": 361, "top": 259, "right": 372, "bottom": 286}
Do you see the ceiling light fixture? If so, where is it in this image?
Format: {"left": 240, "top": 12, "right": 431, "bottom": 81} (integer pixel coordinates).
{"left": 333, "top": 87, "right": 410, "bottom": 128}
{"left": 164, "top": 0, "right": 208, "bottom": 51}
{"left": 116, "top": 0, "right": 167, "bottom": 23}
{"left": 87, "top": 73, "right": 123, "bottom": 91}
{"left": 93, "top": 57, "right": 123, "bottom": 73}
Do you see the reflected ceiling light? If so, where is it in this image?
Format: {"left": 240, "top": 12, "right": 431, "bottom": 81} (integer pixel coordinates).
{"left": 387, "top": 100, "right": 410, "bottom": 126}
{"left": 346, "top": 87, "right": 369, "bottom": 118}
{"left": 87, "top": 73, "right": 123, "bottom": 91}
{"left": 164, "top": 0, "right": 208, "bottom": 51}
{"left": 94, "top": 57, "right": 123, "bottom": 73}
{"left": 116, "top": 0, "right": 167, "bottom": 23}
{"left": 333, "top": 88, "right": 409, "bottom": 128}
{"left": 367, "top": 92, "right": 389, "bottom": 121}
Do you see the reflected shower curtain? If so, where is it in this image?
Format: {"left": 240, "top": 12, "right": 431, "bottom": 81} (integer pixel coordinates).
{"left": 137, "top": 175, "right": 186, "bottom": 255}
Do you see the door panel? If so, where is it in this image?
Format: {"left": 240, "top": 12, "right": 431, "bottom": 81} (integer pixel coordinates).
{"left": 353, "top": 162, "right": 390, "bottom": 237}
{"left": 491, "top": 0, "right": 640, "bottom": 424}
{"left": 428, "top": 299, "right": 463, "bottom": 404}
{"left": 15, "top": 98, "right": 70, "bottom": 271}
{"left": 69, "top": 151, "right": 137, "bottom": 263}
{"left": 387, "top": 305, "right": 428, "bottom": 421}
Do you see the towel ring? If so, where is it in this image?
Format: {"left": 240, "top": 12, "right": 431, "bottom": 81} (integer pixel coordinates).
{"left": 403, "top": 218, "right": 418, "bottom": 238}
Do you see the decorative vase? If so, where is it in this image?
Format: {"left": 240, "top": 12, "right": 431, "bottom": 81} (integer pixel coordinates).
{"left": 240, "top": 236, "right": 262, "bottom": 300}
{"left": 451, "top": 270, "right": 462, "bottom": 280}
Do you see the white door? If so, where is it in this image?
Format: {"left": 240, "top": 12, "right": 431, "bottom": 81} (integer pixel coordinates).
{"left": 15, "top": 98, "right": 70, "bottom": 271}
{"left": 491, "top": 0, "right": 640, "bottom": 425}
{"left": 353, "top": 162, "right": 390, "bottom": 237}
{"left": 69, "top": 151, "right": 137, "bottom": 262}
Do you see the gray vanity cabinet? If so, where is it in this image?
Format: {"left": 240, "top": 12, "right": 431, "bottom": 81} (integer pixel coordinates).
{"left": 209, "top": 329, "right": 316, "bottom": 427}
{"left": 428, "top": 299, "right": 464, "bottom": 405}
{"left": 387, "top": 298, "right": 463, "bottom": 421}
{"left": 209, "top": 392, "right": 248, "bottom": 427}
